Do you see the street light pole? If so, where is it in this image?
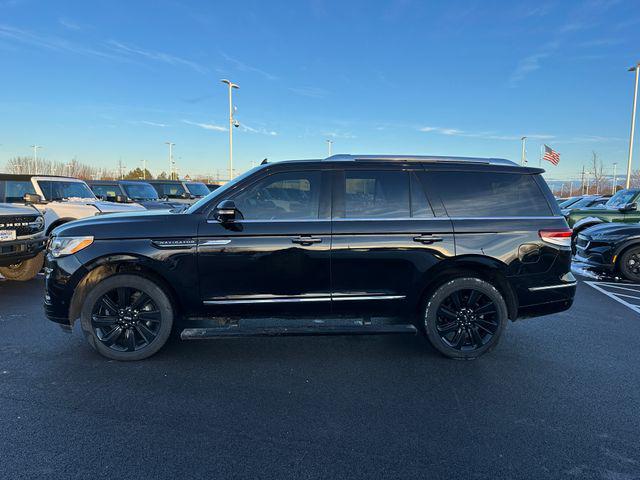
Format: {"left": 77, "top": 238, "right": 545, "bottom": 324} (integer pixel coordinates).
{"left": 221, "top": 79, "right": 239, "bottom": 180}
{"left": 520, "top": 136, "right": 527, "bottom": 166}
{"left": 165, "top": 142, "right": 175, "bottom": 180}
{"left": 612, "top": 162, "right": 618, "bottom": 194}
{"left": 326, "top": 139, "right": 333, "bottom": 156}
{"left": 626, "top": 62, "right": 640, "bottom": 189}
{"left": 30, "top": 145, "right": 42, "bottom": 175}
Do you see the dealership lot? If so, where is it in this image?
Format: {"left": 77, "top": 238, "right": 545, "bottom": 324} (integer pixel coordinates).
{"left": 1, "top": 275, "right": 639, "bottom": 480}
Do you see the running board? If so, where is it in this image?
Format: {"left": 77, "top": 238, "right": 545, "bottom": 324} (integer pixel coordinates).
{"left": 181, "top": 324, "right": 417, "bottom": 340}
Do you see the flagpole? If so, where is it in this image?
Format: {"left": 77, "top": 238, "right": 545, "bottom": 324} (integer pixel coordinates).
{"left": 539, "top": 145, "right": 543, "bottom": 168}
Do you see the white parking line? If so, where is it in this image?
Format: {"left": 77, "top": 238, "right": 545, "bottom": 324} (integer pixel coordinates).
{"left": 585, "top": 281, "right": 640, "bottom": 314}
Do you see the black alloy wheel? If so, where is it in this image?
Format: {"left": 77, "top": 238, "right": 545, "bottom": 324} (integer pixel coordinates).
{"left": 91, "top": 287, "right": 161, "bottom": 353}
{"left": 424, "top": 277, "right": 508, "bottom": 359}
{"left": 620, "top": 247, "right": 640, "bottom": 282}
{"left": 435, "top": 289, "right": 499, "bottom": 351}
{"left": 80, "top": 274, "right": 173, "bottom": 361}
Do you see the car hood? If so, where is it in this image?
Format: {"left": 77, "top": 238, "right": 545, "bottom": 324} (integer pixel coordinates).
{"left": 92, "top": 201, "right": 146, "bottom": 213}
{"left": 135, "top": 199, "right": 177, "bottom": 210}
{"left": 582, "top": 222, "right": 640, "bottom": 237}
{"left": 0, "top": 203, "right": 40, "bottom": 216}
{"left": 52, "top": 209, "right": 198, "bottom": 239}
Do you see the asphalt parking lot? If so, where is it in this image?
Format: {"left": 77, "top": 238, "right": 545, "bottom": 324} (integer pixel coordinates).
{"left": 1, "top": 275, "right": 639, "bottom": 480}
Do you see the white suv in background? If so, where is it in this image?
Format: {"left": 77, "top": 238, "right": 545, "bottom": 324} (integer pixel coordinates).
{"left": 0, "top": 174, "right": 145, "bottom": 234}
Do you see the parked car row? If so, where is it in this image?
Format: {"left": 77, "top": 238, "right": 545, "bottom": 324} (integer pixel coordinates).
{"left": 0, "top": 173, "right": 220, "bottom": 281}
{"left": 554, "top": 190, "right": 640, "bottom": 281}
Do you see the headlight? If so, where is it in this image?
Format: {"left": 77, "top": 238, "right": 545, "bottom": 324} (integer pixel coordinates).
{"left": 48, "top": 236, "right": 94, "bottom": 257}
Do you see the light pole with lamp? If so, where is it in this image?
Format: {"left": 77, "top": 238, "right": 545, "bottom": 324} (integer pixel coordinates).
{"left": 625, "top": 62, "right": 640, "bottom": 189}
{"left": 221, "top": 79, "right": 239, "bottom": 180}
{"left": 165, "top": 142, "right": 175, "bottom": 180}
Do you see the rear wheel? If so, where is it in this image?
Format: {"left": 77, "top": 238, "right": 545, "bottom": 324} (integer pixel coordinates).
{"left": 0, "top": 252, "right": 44, "bottom": 281}
{"left": 424, "top": 277, "right": 508, "bottom": 360}
{"left": 618, "top": 247, "right": 640, "bottom": 282}
{"left": 80, "top": 274, "right": 173, "bottom": 361}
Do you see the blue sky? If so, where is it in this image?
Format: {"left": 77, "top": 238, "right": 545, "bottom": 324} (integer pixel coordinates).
{"left": 0, "top": 0, "right": 638, "bottom": 180}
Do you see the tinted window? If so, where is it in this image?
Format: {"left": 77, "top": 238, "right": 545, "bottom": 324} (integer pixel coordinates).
{"left": 429, "top": 171, "right": 551, "bottom": 217}
{"left": 344, "top": 170, "right": 410, "bottom": 219}
{"left": 184, "top": 182, "right": 210, "bottom": 197}
{"left": 122, "top": 183, "right": 159, "bottom": 200}
{"left": 153, "top": 183, "right": 186, "bottom": 198}
{"left": 233, "top": 171, "right": 321, "bottom": 220}
{"left": 410, "top": 172, "right": 434, "bottom": 218}
{"left": 37, "top": 180, "right": 96, "bottom": 200}
{"left": 3, "top": 180, "right": 36, "bottom": 203}
{"left": 91, "top": 184, "right": 120, "bottom": 199}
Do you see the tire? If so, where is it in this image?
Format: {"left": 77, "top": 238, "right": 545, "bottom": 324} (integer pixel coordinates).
{"left": 423, "top": 277, "right": 508, "bottom": 360}
{"left": 0, "top": 252, "right": 43, "bottom": 281}
{"left": 618, "top": 247, "right": 640, "bottom": 282}
{"left": 80, "top": 274, "right": 174, "bottom": 361}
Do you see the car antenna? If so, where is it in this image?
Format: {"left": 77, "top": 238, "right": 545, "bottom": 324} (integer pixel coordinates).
{"left": 261, "top": 158, "right": 268, "bottom": 165}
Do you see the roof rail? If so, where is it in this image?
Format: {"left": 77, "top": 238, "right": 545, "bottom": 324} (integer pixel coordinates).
{"left": 323, "top": 154, "right": 518, "bottom": 166}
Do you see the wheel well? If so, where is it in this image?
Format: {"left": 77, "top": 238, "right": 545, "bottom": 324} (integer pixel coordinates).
{"left": 46, "top": 218, "right": 74, "bottom": 236}
{"left": 416, "top": 264, "right": 518, "bottom": 321}
{"left": 68, "top": 262, "right": 181, "bottom": 325}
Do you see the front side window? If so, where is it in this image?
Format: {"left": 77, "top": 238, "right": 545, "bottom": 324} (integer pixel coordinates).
{"left": 3, "top": 180, "right": 36, "bottom": 203}
{"left": 37, "top": 180, "right": 96, "bottom": 201}
{"left": 344, "top": 170, "right": 410, "bottom": 219}
{"left": 232, "top": 171, "right": 322, "bottom": 220}
{"left": 428, "top": 171, "right": 551, "bottom": 217}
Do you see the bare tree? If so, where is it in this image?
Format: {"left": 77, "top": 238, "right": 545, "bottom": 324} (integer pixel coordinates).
{"left": 589, "top": 151, "right": 606, "bottom": 195}
{"left": 4, "top": 156, "right": 103, "bottom": 179}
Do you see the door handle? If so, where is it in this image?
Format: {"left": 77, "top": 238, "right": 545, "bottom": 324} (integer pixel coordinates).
{"left": 413, "top": 235, "right": 443, "bottom": 244}
{"left": 291, "top": 236, "right": 322, "bottom": 245}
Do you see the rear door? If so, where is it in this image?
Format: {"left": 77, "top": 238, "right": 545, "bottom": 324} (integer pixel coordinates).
{"left": 330, "top": 166, "right": 455, "bottom": 315}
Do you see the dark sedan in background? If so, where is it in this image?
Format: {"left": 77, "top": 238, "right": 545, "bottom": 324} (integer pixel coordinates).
{"left": 87, "top": 180, "right": 181, "bottom": 210}
{"left": 574, "top": 222, "right": 640, "bottom": 282}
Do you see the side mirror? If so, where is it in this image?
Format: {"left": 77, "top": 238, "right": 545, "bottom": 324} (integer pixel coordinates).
{"left": 620, "top": 202, "right": 637, "bottom": 212}
{"left": 181, "top": 192, "right": 191, "bottom": 199}
{"left": 214, "top": 200, "right": 237, "bottom": 222}
{"left": 115, "top": 195, "right": 128, "bottom": 203}
{"left": 23, "top": 193, "right": 42, "bottom": 204}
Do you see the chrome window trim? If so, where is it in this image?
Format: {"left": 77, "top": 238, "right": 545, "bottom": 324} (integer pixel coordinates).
{"left": 203, "top": 294, "right": 406, "bottom": 305}
{"left": 528, "top": 282, "right": 577, "bottom": 292}
{"left": 205, "top": 216, "right": 563, "bottom": 224}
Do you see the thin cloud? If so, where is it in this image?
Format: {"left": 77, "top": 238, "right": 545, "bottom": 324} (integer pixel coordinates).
{"left": 325, "top": 131, "right": 356, "bottom": 139}
{"left": 182, "top": 119, "right": 227, "bottom": 132}
{"left": 131, "top": 120, "right": 167, "bottom": 128}
{"left": 108, "top": 40, "right": 207, "bottom": 73}
{"left": 508, "top": 52, "right": 550, "bottom": 87}
{"left": 220, "top": 52, "right": 277, "bottom": 81}
{"left": 242, "top": 124, "right": 277, "bottom": 136}
{"left": 419, "top": 126, "right": 555, "bottom": 141}
{"left": 58, "top": 17, "right": 83, "bottom": 31}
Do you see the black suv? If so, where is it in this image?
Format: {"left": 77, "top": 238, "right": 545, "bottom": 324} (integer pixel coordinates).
{"left": 0, "top": 202, "right": 45, "bottom": 281}
{"left": 44, "top": 155, "right": 575, "bottom": 361}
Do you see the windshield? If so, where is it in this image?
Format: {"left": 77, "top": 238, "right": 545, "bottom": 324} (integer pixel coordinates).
{"left": 184, "top": 182, "right": 210, "bottom": 197}
{"left": 568, "top": 197, "right": 598, "bottom": 209}
{"left": 558, "top": 196, "right": 581, "bottom": 208}
{"left": 37, "top": 180, "right": 96, "bottom": 201}
{"left": 606, "top": 190, "right": 638, "bottom": 208}
{"left": 185, "top": 165, "right": 265, "bottom": 213}
{"left": 123, "top": 183, "right": 159, "bottom": 200}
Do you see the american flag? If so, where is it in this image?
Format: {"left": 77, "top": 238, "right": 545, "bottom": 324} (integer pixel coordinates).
{"left": 542, "top": 145, "right": 560, "bottom": 166}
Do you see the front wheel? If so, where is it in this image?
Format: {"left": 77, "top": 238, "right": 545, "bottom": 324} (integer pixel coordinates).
{"left": 424, "top": 277, "right": 508, "bottom": 360}
{"left": 0, "top": 252, "right": 44, "bottom": 281}
{"left": 618, "top": 247, "right": 640, "bottom": 282}
{"left": 80, "top": 274, "right": 174, "bottom": 361}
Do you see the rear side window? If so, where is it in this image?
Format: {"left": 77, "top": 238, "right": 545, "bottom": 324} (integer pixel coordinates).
{"left": 344, "top": 170, "right": 410, "bottom": 219}
{"left": 428, "top": 171, "right": 551, "bottom": 217}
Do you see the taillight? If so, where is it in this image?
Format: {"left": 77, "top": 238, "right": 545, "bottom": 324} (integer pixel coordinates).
{"left": 539, "top": 228, "right": 572, "bottom": 247}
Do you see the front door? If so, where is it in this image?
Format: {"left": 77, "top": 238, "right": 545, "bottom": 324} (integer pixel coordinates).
{"left": 197, "top": 169, "right": 331, "bottom": 315}
{"left": 330, "top": 167, "right": 455, "bottom": 316}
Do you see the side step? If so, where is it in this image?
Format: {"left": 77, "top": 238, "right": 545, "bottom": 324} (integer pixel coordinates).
{"left": 181, "top": 324, "right": 417, "bottom": 340}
